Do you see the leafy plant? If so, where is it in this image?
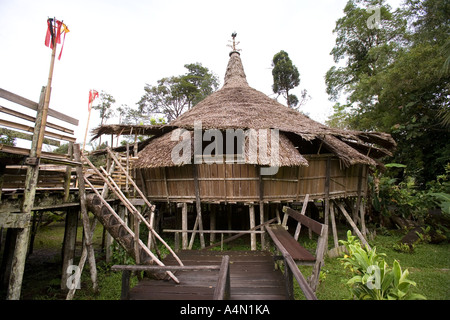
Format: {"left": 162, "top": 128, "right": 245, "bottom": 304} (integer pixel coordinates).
{"left": 339, "top": 230, "right": 426, "bottom": 300}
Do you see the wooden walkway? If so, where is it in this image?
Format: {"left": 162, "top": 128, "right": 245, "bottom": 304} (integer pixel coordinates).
{"left": 127, "top": 250, "right": 287, "bottom": 300}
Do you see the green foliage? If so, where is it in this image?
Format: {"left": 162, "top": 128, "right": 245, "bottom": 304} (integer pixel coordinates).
{"left": 0, "top": 130, "right": 16, "bottom": 146}
{"left": 272, "top": 50, "right": 301, "bottom": 109}
{"left": 339, "top": 230, "right": 426, "bottom": 300}
{"left": 138, "top": 62, "right": 219, "bottom": 122}
{"left": 326, "top": 0, "right": 450, "bottom": 186}
{"left": 92, "top": 91, "right": 116, "bottom": 126}
{"left": 371, "top": 163, "right": 450, "bottom": 222}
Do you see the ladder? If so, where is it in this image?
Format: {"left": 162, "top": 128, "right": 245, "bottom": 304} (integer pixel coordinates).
{"left": 81, "top": 149, "right": 183, "bottom": 283}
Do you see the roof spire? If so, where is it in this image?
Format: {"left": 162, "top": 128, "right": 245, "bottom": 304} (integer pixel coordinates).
{"left": 227, "top": 31, "right": 241, "bottom": 56}
{"left": 223, "top": 33, "right": 248, "bottom": 88}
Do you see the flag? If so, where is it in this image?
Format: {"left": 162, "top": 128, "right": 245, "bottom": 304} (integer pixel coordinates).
{"left": 88, "top": 90, "right": 99, "bottom": 111}
{"left": 45, "top": 18, "right": 69, "bottom": 60}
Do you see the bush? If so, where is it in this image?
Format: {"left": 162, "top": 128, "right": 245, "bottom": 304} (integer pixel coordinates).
{"left": 339, "top": 231, "right": 426, "bottom": 300}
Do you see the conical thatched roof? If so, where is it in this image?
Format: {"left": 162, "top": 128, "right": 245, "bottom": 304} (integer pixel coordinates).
{"left": 134, "top": 51, "right": 395, "bottom": 169}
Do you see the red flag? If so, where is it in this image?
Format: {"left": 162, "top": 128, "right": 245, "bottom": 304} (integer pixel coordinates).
{"left": 88, "top": 90, "right": 99, "bottom": 111}
{"left": 44, "top": 18, "right": 69, "bottom": 60}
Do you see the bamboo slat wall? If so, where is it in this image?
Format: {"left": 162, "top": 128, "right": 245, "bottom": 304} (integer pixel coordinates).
{"left": 138, "top": 154, "right": 368, "bottom": 203}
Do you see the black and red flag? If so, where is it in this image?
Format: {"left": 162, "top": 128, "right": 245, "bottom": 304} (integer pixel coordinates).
{"left": 44, "top": 18, "right": 69, "bottom": 60}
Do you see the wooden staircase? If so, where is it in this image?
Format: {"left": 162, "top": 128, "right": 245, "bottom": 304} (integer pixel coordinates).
{"left": 81, "top": 148, "right": 183, "bottom": 283}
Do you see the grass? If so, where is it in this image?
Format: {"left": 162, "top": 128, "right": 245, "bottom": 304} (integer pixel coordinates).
{"left": 2, "top": 218, "right": 449, "bottom": 300}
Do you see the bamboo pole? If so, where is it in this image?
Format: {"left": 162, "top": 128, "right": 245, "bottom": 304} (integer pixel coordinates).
{"left": 82, "top": 102, "right": 92, "bottom": 154}
{"left": 36, "top": 37, "right": 57, "bottom": 158}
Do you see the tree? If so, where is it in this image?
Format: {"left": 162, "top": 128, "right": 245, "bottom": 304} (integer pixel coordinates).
{"left": 272, "top": 50, "right": 302, "bottom": 109}
{"left": 92, "top": 91, "right": 116, "bottom": 126}
{"left": 325, "top": 0, "right": 450, "bottom": 186}
{"left": 138, "top": 63, "right": 219, "bottom": 122}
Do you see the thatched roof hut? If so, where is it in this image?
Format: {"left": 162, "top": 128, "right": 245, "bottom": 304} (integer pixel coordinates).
{"left": 127, "top": 46, "right": 396, "bottom": 251}
{"left": 134, "top": 51, "right": 395, "bottom": 170}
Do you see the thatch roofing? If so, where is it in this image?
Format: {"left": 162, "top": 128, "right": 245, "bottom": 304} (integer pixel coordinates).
{"left": 132, "top": 51, "right": 396, "bottom": 169}
{"left": 90, "top": 124, "right": 174, "bottom": 141}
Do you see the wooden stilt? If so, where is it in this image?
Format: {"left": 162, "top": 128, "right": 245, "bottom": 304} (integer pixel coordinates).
{"left": 210, "top": 205, "right": 216, "bottom": 245}
{"left": 61, "top": 208, "right": 78, "bottom": 290}
{"left": 192, "top": 165, "right": 205, "bottom": 249}
{"left": 329, "top": 202, "right": 339, "bottom": 248}
{"left": 181, "top": 203, "right": 188, "bottom": 250}
{"left": 360, "top": 200, "right": 367, "bottom": 237}
{"left": 259, "top": 202, "right": 265, "bottom": 250}
{"left": 334, "top": 200, "right": 371, "bottom": 250}
{"left": 294, "top": 194, "right": 310, "bottom": 241}
{"left": 6, "top": 87, "right": 46, "bottom": 300}
{"left": 73, "top": 144, "right": 98, "bottom": 293}
{"left": 249, "top": 204, "right": 256, "bottom": 250}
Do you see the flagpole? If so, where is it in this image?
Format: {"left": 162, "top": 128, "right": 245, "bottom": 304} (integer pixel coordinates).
{"left": 35, "top": 35, "right": 58, "bottom": 158}
{"left": 82, "top": 101, "right": 93, "bottom": 153}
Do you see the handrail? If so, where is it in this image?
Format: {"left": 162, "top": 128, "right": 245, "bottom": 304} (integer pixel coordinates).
{"left": 213, "top": 255, "right": 231, "bottom": 300}
{"left": 266, "top": 226, "right": 317, "bottom": 300}
{"left": 81, "top": 153, "right": 184, "bottom": 267}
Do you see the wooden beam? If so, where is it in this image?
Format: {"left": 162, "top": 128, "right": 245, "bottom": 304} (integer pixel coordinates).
{"left": 72, "top": 144, "right": 98, "bottom": 295}
{"left": 329, "top": 202, "right": 339, "bottom": 248}
{"left": 0, "top": 128, "right": 60, "bottom": 147}
{"left": 6, "top": 87, "right": 46, "bottom": 300}
{"left": 283, "top": 206, "right": 323, "bottom": 236}
{"left": 0, "top": 88, "right": 79, "bottom": 126}
{"left": 181, "top": 203, "right": 188, "bottom": 250}
{"left": 334, "top": 200, "right": 371, "bottom": 250}
{"left": 0, "top": 119, "right": 76, "bottom": 142}
{"left": 249, "top": 204, "right": 256, "bottom": 250}
{"left": 294, "top": 194, "right": 310, "bottom": 241}
{"left": 192, "top": 164, "right": 205, "bottom": 249}
{"left": 0, "top": 105, "right": 74, "bottom": 135}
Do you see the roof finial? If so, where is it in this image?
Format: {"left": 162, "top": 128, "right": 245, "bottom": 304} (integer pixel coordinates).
{"left": 227, "top": 31, "right": 241, "bottom": 55}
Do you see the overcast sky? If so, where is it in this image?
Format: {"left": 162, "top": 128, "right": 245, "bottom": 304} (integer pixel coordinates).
{"left": 0, "top": 0, "right": 402, "bottom": 150}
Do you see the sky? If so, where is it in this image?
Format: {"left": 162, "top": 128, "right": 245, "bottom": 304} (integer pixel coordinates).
{"left": 0, "top": 0, "right": 402, "bottom": 151}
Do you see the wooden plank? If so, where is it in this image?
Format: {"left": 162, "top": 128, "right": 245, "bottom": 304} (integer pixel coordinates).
{"left": 0, "top": 105, "right": 74, "bottom": 134}
{"left": 283, "top": 206, "right": 323, "bottom": 235}
{"left": 0, "top": 119, "right": 76, "bottom": 142}
{"left": 126, "top": 250, "right": 288, "bottom": 300}
{"left": 0, "top": 127, "right": 60, "bottom": 147}
{"left": 267, "top": 225, "right": 315, "bottom": 262}
{"left": 0, "top": 88, "right": 79, "bottom": 126}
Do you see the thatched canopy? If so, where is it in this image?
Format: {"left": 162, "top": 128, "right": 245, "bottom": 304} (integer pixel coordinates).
{"left": 133, "top": 51, "right": 395, "bottom": 169}
{"left": 90, "top": 124, "right": 174, "bottom": 141}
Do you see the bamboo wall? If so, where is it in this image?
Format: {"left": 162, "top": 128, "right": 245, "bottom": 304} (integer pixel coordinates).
{"left": 138, "top": 154, "right": 368, "bottom": 203}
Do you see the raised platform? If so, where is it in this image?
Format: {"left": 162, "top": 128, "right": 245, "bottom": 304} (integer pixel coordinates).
{"left": 128, "top": 250, "right": 288, "bottom": 300}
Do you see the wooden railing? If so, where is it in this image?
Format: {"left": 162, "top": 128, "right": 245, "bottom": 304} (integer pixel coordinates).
{"left": 266, "top": 226, "right": 317, "bottom": 300}
{"left": 112, "top": 255, "right": 231, "bottom": 300}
